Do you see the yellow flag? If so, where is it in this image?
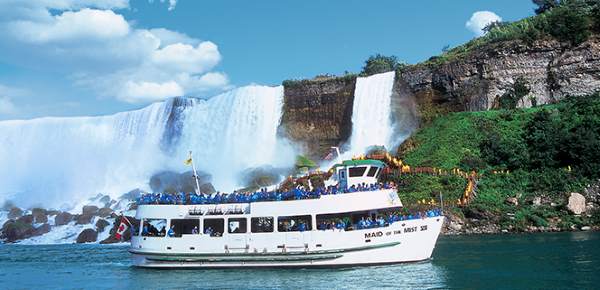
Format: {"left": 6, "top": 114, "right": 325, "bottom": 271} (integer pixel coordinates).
{"left": 184, "top": 156, "right": 193, "bottom": 165}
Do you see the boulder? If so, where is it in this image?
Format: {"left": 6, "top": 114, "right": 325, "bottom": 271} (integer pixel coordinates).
{"left": 75, "top": 214, "right": 94, "bottom": 225}
{"left": 505, "top": 197, "right": 519, "bottom": 206}
{"left": 54, "top": 212, "right": 73, "bottom": 226}
{"left": 17, "top": 214, "right": 33, "bottom": 225}
{"left": 82, "top": 205, "right": 99, "bottom": 216}
{"left": 95, "top": 219, "right": 110, "bottom": 232}
{"left": 33, "top": 223, "right": 51, "bottom": 236}
{"left": 7, "top": 207, "right": 23, "bottom": 219}
{"left": 567, "top": 192, "right": 586, "bottom": 215}
{"left": 99, "top": 195, "right": 111, "bottom": 207}
{"left": 581, "top": 226, "right": 591, "bottom": 231}
{"left": 76, "top": 229, "right": 98, "bottom": 243}
{"left": 0, "top": 220, "right": 35, "bottom": 242}
{"left": 31, "top": 208, "right": 48, "bottom": 224}
{"left": 97, "top": 207, "right": 113, "bottom": 218}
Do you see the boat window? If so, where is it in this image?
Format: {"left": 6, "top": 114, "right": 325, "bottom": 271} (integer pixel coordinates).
{"left": 375, "top": 168, "right": 381, "bottom": 178}
{"left": 367, "top": 166, "right": 378, "bottom": 177}
{"left": 339, "top": 169, "right": 346, "bottom": 179}
{"left": 170, "top": 219, "right": 200, "bottom": 237}
{"left": 349, "top": 166, "right": 367, "bottom": 177}
{"left": 228, "top": 218, "right": 247, "bottom": 234}
{"left": 141, "top": 218, "right": 167, "bottom": 237}
{"left": 130, "top": 218, "right": 141, "bottom": 236}
{"left": 316, "top": 207, "right": 404, "bottom": 231}
{"left": 203, "top": 218, "right": 224, "bottom": 237}
{"left": 251, "top": 217, "right": 274, "bottom": 233}
{"left": 277, "top": 215, "right": 312, "bottom": 232}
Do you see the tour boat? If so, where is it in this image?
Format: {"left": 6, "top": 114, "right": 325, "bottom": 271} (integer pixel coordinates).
{"left": 128, "top": 159, "right": 445, "bottom": 268}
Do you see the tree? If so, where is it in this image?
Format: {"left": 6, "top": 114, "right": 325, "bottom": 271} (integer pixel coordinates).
{"left": 524, "top": 110, "right": 561, "bottom": 169}
{"left": 532, "top": 0, "right": 561, "bottom": 14}
{"left": 361, "top": 54, "right": 406, "bottom": 76}
{"left": 499, "top": 77, "right": 530, "bottom": 110}
{"left": 546, "top": 1, "right": 591, "bottom": 45}
{"left": 483, "top": 21, "right": 507, "bottom": 34}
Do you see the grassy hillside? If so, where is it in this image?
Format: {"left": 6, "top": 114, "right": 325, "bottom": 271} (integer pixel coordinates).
{"left": 391, "top": 94, "right": 600, "bottom": 232}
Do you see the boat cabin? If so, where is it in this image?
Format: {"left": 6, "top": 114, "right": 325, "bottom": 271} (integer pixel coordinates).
{"left": 333, "top": 159, "right": 385, "bottom": 189}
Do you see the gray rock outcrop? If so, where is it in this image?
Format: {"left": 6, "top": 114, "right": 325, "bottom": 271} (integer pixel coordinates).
{"left": 76, "top": 229, "right": 98, "bottom": 243}
{"left": 567, "top": 192, "right": 586, "bottom": 215}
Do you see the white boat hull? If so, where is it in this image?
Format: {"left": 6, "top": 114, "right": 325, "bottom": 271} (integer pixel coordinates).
{"left": 130, "top": 216, "right": 444, "bottom": 268}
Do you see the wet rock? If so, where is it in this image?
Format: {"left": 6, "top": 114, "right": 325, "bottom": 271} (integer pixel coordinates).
{"left": 581, "top": 226, "right": 591, "bottom": 231}
{"left": 119, "top": 188, "right": 144, "bottom": 201}
{"left": 567, "top": 192, "right": 586, "bottom": 215}
{"left": 31, "top": 208, "right": 48, "bottom": 224}
{"left": 75, "top": 214, "right": 93, "bottom": 225}
{"left": 505, "top": 197, "right": 519, "bottom": 206}
{"left": 95, "top": 219, "right": 110, "bottom": 232}
{"left": 34, "top": 223, "right": 51, "bottom": 236}
{"left": 76, "top": 229, "right": 98, "bottom": 243}
{"left": 82, "top": 205, "right": 99, "bottom": 216}
{"left": 97, "top": 207, "right": 113, "bottom": 218}
{"left": 54, "top": 212, "right": 73, "bottom": 226}
{"left": 7, "top": 207, "right": 23, "bottom": 219}
{"left": 17, "top": 214, "right": 33, "bottom": 225}
{"left": 0, "top": 220, "right": 35, "bottom": 242}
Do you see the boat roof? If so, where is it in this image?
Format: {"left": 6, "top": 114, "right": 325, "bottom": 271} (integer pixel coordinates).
{"left": 333, "top": 159, "right": 385, "bottom": 168}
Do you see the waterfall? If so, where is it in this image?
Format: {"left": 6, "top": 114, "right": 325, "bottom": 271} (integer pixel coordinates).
{"left": 348, "top": 71, "right": 396, "bottom": 155}
{"left": 175, "top": 85, "right": 294, "bottom": 191}
{"left": 0, "top": 85, "right": 294, "bottom": 208}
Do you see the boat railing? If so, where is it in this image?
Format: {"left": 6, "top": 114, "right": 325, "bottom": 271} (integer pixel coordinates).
{"left": 136, "top": 183, "right": 396, "bottom": 206}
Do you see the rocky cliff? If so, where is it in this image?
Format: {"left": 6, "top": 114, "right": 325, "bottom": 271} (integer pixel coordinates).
{"left": 280, "top": 36, "right": 600, "bottom": 158}
{"left": 400, "top": 36, "right": 600, "bottom": 111}
{"left": 280, "top": 77, "right": 356, "bottom": 159}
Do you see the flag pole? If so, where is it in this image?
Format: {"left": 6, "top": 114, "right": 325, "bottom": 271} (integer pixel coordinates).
{"left": 189, "top": 151, "right": 202, "bottom": 194}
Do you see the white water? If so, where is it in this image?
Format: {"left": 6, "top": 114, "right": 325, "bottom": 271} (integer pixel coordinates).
{"left": 0, "top": 85, "right": 295, "bottom": 209}
{"left": 348, "top": 71, "right": 396, "bottom": 155}
{"left": 176, "top": 85, "right": 294, "bottom": 190}
{"left": 0, "top": 102, "right": 172, "bottom": 209}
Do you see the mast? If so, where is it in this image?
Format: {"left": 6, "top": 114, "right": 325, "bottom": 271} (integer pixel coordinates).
{"left": 188, "top": 151, "right": 202, "bottom": 194}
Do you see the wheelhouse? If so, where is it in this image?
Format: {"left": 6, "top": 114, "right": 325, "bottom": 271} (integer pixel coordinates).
{"left": 332, "top": 159, "right": 385, "bottom": 189}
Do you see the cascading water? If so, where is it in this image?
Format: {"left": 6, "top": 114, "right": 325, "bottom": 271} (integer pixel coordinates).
{"left": 175, "top": 85, "right": 294, "bottom": 191}
{"left": 348, "top": 71, "right": 396, "bottom": 155}
{"left": 0, "top": 102, "right": 174, "bottom": 209}
{"left": 0, "top": 85, "right": 295, "bottom": 209}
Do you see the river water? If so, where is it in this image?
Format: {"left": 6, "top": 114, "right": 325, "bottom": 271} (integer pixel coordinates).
{"left": 1, "top": 232, "right": 598, "bottom": 290}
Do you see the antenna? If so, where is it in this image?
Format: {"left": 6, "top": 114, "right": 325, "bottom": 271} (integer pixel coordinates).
{"left": 188, "top": 151, "right": 202, "bottom": 195}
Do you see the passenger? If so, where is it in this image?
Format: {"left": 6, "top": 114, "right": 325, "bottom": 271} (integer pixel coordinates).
{"left": 192, "top": 226, "right": 199, "bottom": 235}
{"left": 167, "top": 225, "right": 175, "bottom": 237}
{"left": 142, "top": 224, "right": 149, "bottom": 236}
{"left": 204, "top": 227, "right": 213, "bottom": 236}
{"left": 298, "top": 222, "right": 307, "bottom": 232}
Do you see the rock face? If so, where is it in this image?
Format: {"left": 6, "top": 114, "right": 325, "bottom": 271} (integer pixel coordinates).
{"left": 400, "top": 37, "right": 600, "bottom": 111}
{"left": 568, "top": 192, "right": 586, "bottom": 215}
{"left": 95, "top": 219, "right": 110, "bottom": 232}
{"left": 97, "top": 207, "right": 113, "bottom": 218}
{"left": 54, "top": 212, "right": 73, "bottom": 226}
{"left": 0, "top": 220, "right": 50, "bottom": 242}
{"left": 31, "top": 208, "right": 48, "bottom": 224}
{"left": 281, "top": 76, "right": 356, "bottom": 159}
{"left": 76, "top": 229, "right": 98, "bottom": 243}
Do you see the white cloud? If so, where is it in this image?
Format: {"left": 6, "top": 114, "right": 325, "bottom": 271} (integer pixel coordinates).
{"left": 0, "top": 97, "right": 17, "bottom": 115}
{"left": 119, "top": 81, "right": 184, "bottom": 103}
{"left": 151, "top": 42, "right": 221, "bottom": 74}
{"left": 0, "top": 2, "right": 230, "bottom": 106}
{"left": 466, "top": 11, "right": 502, "bottom": 37}
{"left": 11, "top": 9, "right": 130, "bottom": 43}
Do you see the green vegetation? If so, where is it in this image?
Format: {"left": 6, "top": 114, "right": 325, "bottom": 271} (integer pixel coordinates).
{"left": 498, "top": 77, "right": 531, "bottom": 110}
{"left": 295, "top": 155, "right": 317, "bottom": 169}
{"left": 422, "top": 0, "right": 600, "bottom": 67}
{"left": 393, "top": 94, "right": 600, "bottom": 231}
{"left": 282, "top": 72, "right": 357, "bottom": 89}
{"left": 360, "top": 54, "right": 406, "bottom": 76}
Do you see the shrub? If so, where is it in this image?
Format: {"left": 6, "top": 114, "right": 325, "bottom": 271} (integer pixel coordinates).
{"left": 499, "top": 77, "right": 530, "bottom": 110}
{"left": 361, "top": 54, "right": 406, "bottom": 76}
{"left": 545, "top": 1, "right": 592, "bottom": 45}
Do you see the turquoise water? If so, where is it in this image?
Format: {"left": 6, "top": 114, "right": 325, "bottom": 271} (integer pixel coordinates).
{"left": 1, "top": 232, "right": 598, "bottom": 290}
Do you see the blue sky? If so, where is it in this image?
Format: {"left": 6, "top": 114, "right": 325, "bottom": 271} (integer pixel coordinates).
{"left": 0, "top": 0, "right": 535, "bottom": 120}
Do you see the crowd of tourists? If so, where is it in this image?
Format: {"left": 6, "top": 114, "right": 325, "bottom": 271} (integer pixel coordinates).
{"left": 136, "top": 182, "right": 396, "bottom": 205}
{"left": 317, "top": 209, "right": 443, "bottom": 231}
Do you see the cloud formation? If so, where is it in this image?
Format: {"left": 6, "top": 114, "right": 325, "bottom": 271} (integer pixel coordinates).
{"left": 0, "top": 0, "right": 228, "bottom": 104}
{"left": 466, "top": 11, "right": 502, "bottom": 37}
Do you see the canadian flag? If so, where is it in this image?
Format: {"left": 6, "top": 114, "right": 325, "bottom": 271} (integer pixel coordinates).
{"left": 115, "top": 216, "right": 130, "bottom": 240}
